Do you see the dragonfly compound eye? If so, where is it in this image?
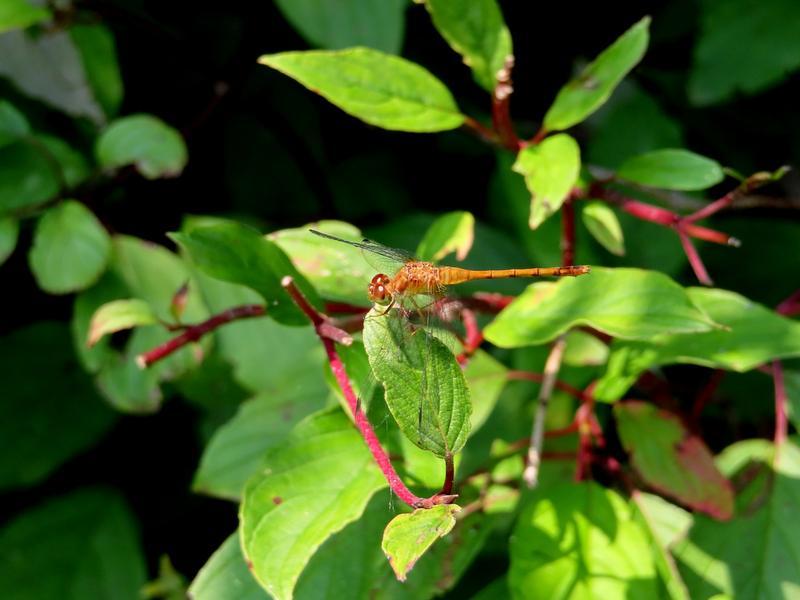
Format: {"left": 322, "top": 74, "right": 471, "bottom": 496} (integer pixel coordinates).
{"left": 368, "top": 274, "right": 392, "bottom": 305}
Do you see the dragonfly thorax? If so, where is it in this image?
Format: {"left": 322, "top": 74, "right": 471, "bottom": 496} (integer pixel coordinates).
{"left": 368, "top": 273, "right": 393, "bottom": 305}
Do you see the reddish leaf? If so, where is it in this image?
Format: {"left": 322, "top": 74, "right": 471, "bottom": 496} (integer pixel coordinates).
{"left": 614, "top": 401, "right": 733, "bottom": 519}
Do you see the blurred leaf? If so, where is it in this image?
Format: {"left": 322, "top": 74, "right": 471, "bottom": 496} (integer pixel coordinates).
{"left": 188, "top": 533, "right": 267, "bottom": 600}
{"left": 72, "top": 271, "right": 130, "bottom": 372}
{"left": 563, "top": 329, "right": 609, "bottom": 366}
{"left": 28, "top": 200, "right": 111, "bottom": 294}
{"left": 0, "top": 488, "right": 146, "bottom": 599}
{"left": 509, "top": 482, "right": 658, "bottom": 598}
{"left": 785, "top": 369, "right": 800, "bottom": 432}
{"left": 615, "top": 401, "right": 733, "bottom": 519}
{"left": 381, "top": 505, "right": 459, "bottom": 582}
{"left": 274, "top": 0, "right": 406, "bottom": 54}
{"left": 617, "top": 149, "right": 725, "bottom": 191}
{"left": 582, "top": 200, "right": 625, "bottom": 255}
{"left": 464, "top": 349, "right": 507, "bottom": 432}
{"left": 194, "top": 386, "right": 327, "bottom": 501}
{"left": 596, "top": 288, "right": 800, "bottom": 401}
{"left": 512, "top": 133, "right": 581, "bottom": 229}
{"left": 0, "top": 29, "right": 104, "bottom": 123}
{"left": 689, "top": 0, "right": 800, "bottom": 105}
{"left": 259, "top": 48, "right": 465, "bottom": 132}
{"left": 87, "top": 298, "right": 157, "bottom": 347}
{"left": 0, "top": 140, "right": 60, "bottom": 216}
{"left": 172, "top": 221, "right": 321, "bottom": 326}
{"left": 240, "top": 409, "right": 386, "bottom": 600}
{"left": 272, "top": 220, "right": 372, "bottom": 306}
{"left": 0, "top": 99, "right": 29, "bottom": 147}
{"left": 543, "top": 17, "right": 650, "bottom": 131}
{"left": 141, "top": 555, "right": 187, "bottom": 600}
{"left": 0, "top": 322, "right": 116, "bottom": 489}
{"left": 484, "top": 267, "right": 716, "bottom": 348}
{"left": 37, "top": 134, "right": 90, "bottom": 188}
{"left": 674, "top": 440, "right": 800, "bottom": 598}
{"left": 70, "top": 23, "right": 124, "bottom": 118}
{"left": 587, "top": 82, "right": 683, "bottom": 169}
{"left": 0, "top": 0, "right": 50, "bottom": 34}
{"left": 363, "top": 308, "right": 472, "bottom": 458}
{"left": 96, "top": 114, "right": 187, "bottom": 178}
{"left": 415, "top": 210, "right": 474, "bottom": 262}
{"left": 423, "top": 0, "right": 512, "bottom": 91}
{"left": 0, "top": 216, "right": 18, "bottom": 264}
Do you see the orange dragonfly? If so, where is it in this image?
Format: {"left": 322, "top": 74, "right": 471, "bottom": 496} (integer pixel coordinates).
{"left": 309, "top": 229, "right": 591, "bottom": 311}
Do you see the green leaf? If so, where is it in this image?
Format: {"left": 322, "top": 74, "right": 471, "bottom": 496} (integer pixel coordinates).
{"left": 240, "top": 409, "right": 386, "bottom": 600}
{"left": 688, "top": 0, "right": 800, "bottom": 105}
{"left": 0, "top": 99, "right": 29, "bottom": 148}
{"left": 29, "top": 200, "right": 111, "bottom": 294}
{"left": 274, "top": 0, "right": 406, "bottom": 54}
{"left": 674, "top": 440, "right": 800, "bottom": 598}
{"left": 259, "top": 47, "right": 465, "bottom": 133}
{"left": 363, "top": 308, "right": 472, "bottom": 457}
{"left": 71, "top": 24, "right": 124, "bottom": 118}
{"left": 194, "top": 386, "right": 326, "bottom": 501}
{"left": 0, "top": 488, "right": 146, "bottom": 599}
{"left": 87, "top": 298, "right": 157, "bottom": 347}
{"left": 543, "top": 17, "right": 650, "bottom": 131}
{"left": 464, "top": 349, "right": 507, "bottom": 432}
{"left": 0, "top": 140, "right": 60, "bottom": 216}
{"left": 512, "top": 133, "right": 581, "bottom": 228}
{"left": 582, "top": 201, "right": 625, "bottom": 256}
{"left": 484, "top": 267, "right": 716, "bottom": 348}
{"left": 172, "top": 221, "right": 321, "bottom": 326}
{"left": 785, "top": 369, "right": 800, "bottom": 433}
{"left": 415, "top": 210, "right": 475, "bottom": 262}
{"left": 381, "top": 505, "right": 460, "bottom": 582}
{"left": 509, "top": 482, "right": 659, "bottom": 598}
{"left": 595, "top": 288, "right": 800, "bottom": 401}
{"left": 189, "top": 533, "right": 267, "bottom": 600}
{"left": 617, "top": 149, "right": 725, "bottom": 191}
{"left": 37, "top": 134, "right": 90, "bottom": 189}
{"left": 0, "top": 0, "right": 51, "bottom": 34}
{"left": 0, "top": 216, "right": 19, "bottom": 265}
{"left": 562, "top": 329, "right": 609, "bottom": 367}
{"left": 0, "top": 322, "right": 116, "bottom": 489}
{"left": 423, "top": 0, "right": 512, "bottom": 91}
{"left": 615, "top": 401, "right": 733, "bottom": 519}
{"left": 96, "top": 114, "right": 188, "bottom": 178}
{"left": 271, "top": 220, "right": 372, "bottom": 306}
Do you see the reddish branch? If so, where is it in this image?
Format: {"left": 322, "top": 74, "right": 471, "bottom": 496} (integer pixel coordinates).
{"left": 772, "top": 361, "right": 788, "bottom": 447}
{"left": 492, "top": 56, "right": 522, "bottom": 152}
{"left": 282, "top": 276, "right": 455, "bottom": 509}
{"left": 776, "top": 289, "right": 800, "bottom": 317}
{"left": 136, "top": 304, "right": 265, "bottom": 367}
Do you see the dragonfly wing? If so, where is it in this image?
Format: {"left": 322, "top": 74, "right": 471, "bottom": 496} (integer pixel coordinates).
{"left": 309, "top": 229, "right": 413, "bottom": 275}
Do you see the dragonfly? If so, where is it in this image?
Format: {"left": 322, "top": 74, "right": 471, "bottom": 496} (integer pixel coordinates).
{"left": 309, "top": 229, "right": 591, "bottom": 311}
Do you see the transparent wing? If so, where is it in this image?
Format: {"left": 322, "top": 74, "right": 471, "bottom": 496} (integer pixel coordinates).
{"left": 309, "top": 229, "right": 415, "bottom": 275}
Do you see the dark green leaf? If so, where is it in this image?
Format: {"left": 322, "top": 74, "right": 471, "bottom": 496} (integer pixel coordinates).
{"left": 172, "top": 221, "right": 321, "bottom": 326}
{"left": 274, "top": 0, "right": 406, "bottom": 54}
{"left": 37, "top": 134, "right": 90, "bottom": 189}
{"left": 582, "top": 201, "right": 625, "bottom": 256}
{"left": 423, "top": 0, "right": 512, "bottom": 91}
{"left": 259, "top": 48, "right": 465, "bottom": 132}
{"left": 381, "top": 505, "right": 459, "bottom": 582}
{"left": 29, "top": 200, "right": 111, "bottom": 294}
{"left": 0, "top": 0, "right": 51, "bottom": 34}
{"left": 674, "top": 440, "right": 800, "bottom": 599}
{"left": 615, "top": 401, "right": 733, "bottom": 519}
{"left": 543, "top": 17, "right": 650, "bottom": 131}
{"left": 240, "top": 409, "right": 386, "bottom": 600}
{"left": 0, "top": 488, "right": 146, "bottom": 599}
{"left": 96, "top": 114, "right": 187, "bottom": 178}
{"left": 509, "top": 482, "right": 659, "bottom": 598}
{"left": 189, "top": 533, "right": 267, "bottom": 600}
{"left": 688, "top": 0, "right": 800, "bottom": 105}
{"left": 415, "top": 210, "right": 474, "bottom": 262}
{"left": 484, "top": 267, "right": 716, "bottom": 348}
{"left": 464, "top": 349, "right": 507, "bottom": 432}
{"left": 0, "top": 322, "right": 116, "bottom": 489}
{"left": 0, "top": 99, "right": 29, "bottom": 148}
{"left": 512, "top": 133, "right": 581, "bottom": 228}
{"left": 0, "top": 216, "right": 19, "bottom": 264}
{"left": 71, "top": 24, "right": 124, "bottom": 118}
{"left": 87, "top": 298, "right": 157, "bottom": 347}
{"left": 363, "top": 308, "right": 472, "bottom": 457}
{"left": 0, "top": 140, "right": 60, "bottom": 216}
{"left": 785, "top": 369, "right": 800, "bottom": 433}
{"left": 617, "top": 149, "right": 724, "bottom": 191}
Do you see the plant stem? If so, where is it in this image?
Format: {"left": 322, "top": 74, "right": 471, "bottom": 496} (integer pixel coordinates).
{"left": 491, "top": 55, "right": 522, "bottom": 152}
{"left": 506, "top": 370, "right": 591, "bottom": 403}
{"left": 772, "top": 360, "right": 788, "bottom": 447}
{"left": 677, "top": 228, "right": 713, "bottom": 285}
{"left": 441, "top": 454, "right": 455, "bottom": 496}
{"left": 777, "top": 289, "right": 800, "bottom": 317}
{"left": 561, "top": 196, "right": 576, "bottom": 268}
{"left": 136, "top": 304, "right": 265, "bottom": 367}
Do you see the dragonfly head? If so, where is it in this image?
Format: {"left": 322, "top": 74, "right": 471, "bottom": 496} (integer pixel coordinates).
{"left": 368, "top": 274, "right": 392, "bottom": 305}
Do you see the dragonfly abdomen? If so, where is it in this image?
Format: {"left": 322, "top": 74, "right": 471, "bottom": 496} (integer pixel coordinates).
{"left": 439, "top": 265, "right": 590, "bottom": 285}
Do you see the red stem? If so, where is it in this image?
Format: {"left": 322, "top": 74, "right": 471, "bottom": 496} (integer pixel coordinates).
{"left": 491, "top": 56, "right": 522, "bottom": 152}
{"left": 691, "top": 369, "right": 726, "bottom": 425}
{"left": 776, "top": 289, "right": 800, "bottom": 317}
{"left": 561, "top": 196, "right": 575, "bottom": 267}
{"left": 462, "top": 116, "right": 500, "bottom": 147}
{"left": 506, "top": 370, "right": 591, "bottom": 403}
{"left": 677, "top": 228, "right": 713, "bottom": 285}
{"left": 136, "top": 304, "right": 265, "bottom": 367}
{"left": 441, "top": 454, "right": 455, "bottom": 496}
{"left": 772, "top": 361, "right": 788, "bottom": 447}
{"left": 456, "top": 308, "right": 483, "bottom": 364}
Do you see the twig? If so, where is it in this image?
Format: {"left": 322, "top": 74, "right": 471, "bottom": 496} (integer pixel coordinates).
{"left": 281, "top": 277, "right": 454, "bottom": 509}
{"left": 441, "top": 453, "right": 455, "bottom": 496}
{"left": 522, "top": 335, "right": 568, "bottom": 488}
{"left": 456, "top": 308, "right": 483, "bottom": 364}
{"left": 136, "top": 304, "right": 265, "bottom": 368}
{"left": 461, "top": 116, "right": 500, "bottom": 147}
{"left": 772, "top": 361, "right": 788, "bottom": 448}
{"left": 506, "top": 370, "right": 591, "bottom": 403}
{"left": 491, "top": 55, "right": 522, "bottom": 152}
{"left": 677, "top": 228, "right": 713, "bottom": 285}
{"left": 561, "top": 196, "right": 576, "bottom": 268}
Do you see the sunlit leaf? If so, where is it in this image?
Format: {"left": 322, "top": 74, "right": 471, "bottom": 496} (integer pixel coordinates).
{"left": 188, "top": 533, "right": 267, "bottom": 600}
{"left": 87, "top": 298, "right": 157, "bottom": 347}
{"left": 0, "top": 0, "right": 50, "bottom": 34}
{"left": 415, "top": 210, "right": 474, "bottom": 262}
{"left": 582, "top": 201, "right": 625, "bottom": 256}
{"left": 617, "top": 149, "right": 724, "bottom": 191}
{"left": 543, "top": 17, "right": 650, "bottom": 131}
{"left": 96, "top": 114, "right": 187, "bottom": 178}
{"left": 259, "top": 48, "right": 465, "bottom": 132}
{"left": 562, "top": 329, "right": 609, "bottom": 367}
